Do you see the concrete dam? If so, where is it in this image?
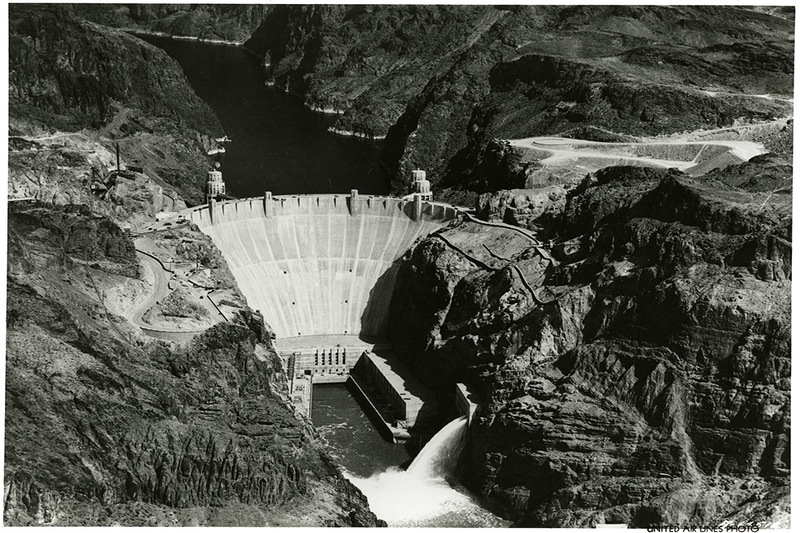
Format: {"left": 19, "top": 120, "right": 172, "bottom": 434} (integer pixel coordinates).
{"left": 189, "top": 191, "right": 457, "bottom": 338}
{"left": 189, "top": 190, "right": 469, "bottom": 439}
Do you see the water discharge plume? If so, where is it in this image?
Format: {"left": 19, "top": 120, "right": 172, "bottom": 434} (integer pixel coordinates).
{"left": 406, "top": 415, "right": 468, "bottom": 479}
{"left": 345, "top": 417, "right": 509, "bottom": 527}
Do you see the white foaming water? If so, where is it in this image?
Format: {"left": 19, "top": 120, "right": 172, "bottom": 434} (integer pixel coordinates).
{"left": 345, "top": 417, "right": 509, "bottom": 527}
{"left": 406, "top": 415, "right": 468, "bottom": 479}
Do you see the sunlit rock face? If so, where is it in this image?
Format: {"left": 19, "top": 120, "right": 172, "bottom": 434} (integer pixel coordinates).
{"left": 6, "top": 3, "right": 792, "bottom": 528}
{"left": 387, "top": 160, "right": 791, "bottom": 527}
{"left": 242, "top": 5, "right": 793, "bottom": 202}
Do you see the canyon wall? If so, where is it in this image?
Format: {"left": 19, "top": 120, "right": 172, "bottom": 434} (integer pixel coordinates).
{"left": 6, "top": 4, "right": 793, "bottom": 527}
{"left": 242, "top": 5, "right": 793, "bottom": 202}
{"left": 75, "top": 4, "right": 275, "bottom": 44}
{"left": 386, "top": 157, "right": 791, "bottom": 527}
{"left": 9, "top": 4, "right": 222, "bottom": 205}
{"left": 5, "top": 202, "right": 381, "bottom": 527}
{"left": 9, "top": 5, "right": 221, "bottom": 134}
{"left": 5, "top": 5, "right": 381, "bottom": 526}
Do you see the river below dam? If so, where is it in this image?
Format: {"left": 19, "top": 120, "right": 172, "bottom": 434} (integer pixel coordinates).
{"left": 136, "top": 34, "right": 388, "bottom": 198}
{"left": 139, "top": 34, "right": 506, "bottom": 527}
{"left": 313, "top": 387, "right": 509, "bottom": 527}
{"left": 311, "top": 384, "right": 412, "bottom": 476}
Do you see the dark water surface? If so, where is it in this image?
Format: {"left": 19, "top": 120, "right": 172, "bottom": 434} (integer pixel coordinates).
{"left": 137, "top": 34, "right": 388, "bottom": 197}
{"left": 311, "top": 384, "right": 411, "bottom": 477}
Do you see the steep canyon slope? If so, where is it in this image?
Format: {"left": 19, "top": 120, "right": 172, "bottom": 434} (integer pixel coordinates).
{"left": 73, "top": 4, "right": 275, "bottom": 44}
{"left": 76, "top": 5, "right": 793, "bottom": 200}
{"left": 5, "top": 5, "right": 380, "bottom": 526}
{"left": 5, "top": 204, "right": 377, "bottom": 526}
{"left": 241, "top": 5, "right": 793, "bottom": 202}
{"left": 9, "top": 4, "right": 222, "bottom": 207}
{"left": 6, "top": 4, "right": 793, "bottom": 528}
{"left": 387, "top": 159, "right": 791, "bottom": 527}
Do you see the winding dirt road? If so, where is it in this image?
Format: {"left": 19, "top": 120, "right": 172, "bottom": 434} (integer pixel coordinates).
{"left": 131, "top": 251, "right": 171, "bottom": 328}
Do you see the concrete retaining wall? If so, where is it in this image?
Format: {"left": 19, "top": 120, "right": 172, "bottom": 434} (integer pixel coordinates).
{"left": 352, "top": 351, "right": 438, "bottom": 429}
{"left": 456, "top": 382, "right": 480, "bottom": 425}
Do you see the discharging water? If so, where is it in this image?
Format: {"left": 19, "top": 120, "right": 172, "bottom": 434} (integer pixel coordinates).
{"left": 345, "top": 416, "right": 510, "bottom": 527}
{"left": 138, "top": 34, "right": 505, "bottom": 527}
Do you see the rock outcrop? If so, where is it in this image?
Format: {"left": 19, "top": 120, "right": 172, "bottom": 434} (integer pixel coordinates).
{"left": 387, "top": 156, "right": 791, "bottom": 527}
{"left": 476, "top": 186, "right": 567, "bottom": 232}
{"left": 9, "top": 5, "right": 221, "bottom": 134}
{"left": 5, "top": 204, "right": 381, "bottom": 526}
{"left": 75, "top": 4, "right": 276, "bottom": 44}
{"left": 6, "top": 4, "right": 792, "bottom": 528}
{"left": 9, "top": 4, "right": 222, "bottom": 205}
{"left": 8, "top": 203, "right": 138, "bottom": 271}
{"left": 6, "top": 5, "right": 382, "bottom": 526}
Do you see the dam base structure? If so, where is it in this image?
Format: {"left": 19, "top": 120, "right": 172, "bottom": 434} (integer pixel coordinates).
{"left": 189, "top": 189, "right": 459, "bottom": 436}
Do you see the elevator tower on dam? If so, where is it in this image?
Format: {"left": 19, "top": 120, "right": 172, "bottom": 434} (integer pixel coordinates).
{"left": 188, "top": 184, "right": 467, "bottom": 441}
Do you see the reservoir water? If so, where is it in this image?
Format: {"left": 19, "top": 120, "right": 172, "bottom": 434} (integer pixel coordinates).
{"left": 136, "top": 34, "right": 388, "bottom": 198}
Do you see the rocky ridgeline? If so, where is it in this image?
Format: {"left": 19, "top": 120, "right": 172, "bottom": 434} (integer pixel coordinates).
{"left": 5, "top": 205, "right": 380, "bottom": 526}
{"left": 9, "top": 5, "right": 222, "bottom": 206}
{"left": 386, "top": 157, "right": 790, "bottom": 527}
{"left": 75, "top": 4, "right": 275, "bottom": 44}
{"left": 238, "top": 5, "right": 793, "bottom": 201}
{"left": 6, "top": 4, "right": 793, "bottom": 527}
{"left": 64, "top": 5, "right": 793, "bottom": 203}
{"left": 68, "top": 5, "right": 793, "bottom": 202}
{"left": 9, "top": 5, "right": 220, "bottom": 133}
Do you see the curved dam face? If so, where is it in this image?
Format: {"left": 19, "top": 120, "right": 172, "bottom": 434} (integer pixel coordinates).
{"left": 190, "top": 194, "right": 456, "bottom": 338}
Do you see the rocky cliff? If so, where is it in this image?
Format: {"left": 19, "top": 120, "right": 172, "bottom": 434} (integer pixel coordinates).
{"left": 75, "top": 4, "right": 275, "bottom": 44}
{"left": 6, "top": 4, "right": 793, "bottom": 528}
{"left": 9, "top": 5, "right": 221, "bottom": 134}
{"left": 5, "top": 202, "right": 380, "bottom": 527}
{"left": 9, "top": 4, "right": 222, "bottom": 205}
{"left": 61, "top": 5, "right": 794, "bottom": 201}
{"left": 242, "top": 5, "right": 793, "bottom": 200}
{"left": 6, "top": 5, "right": 381, "bottom": 526}
{"left": 387, "top": 155, "right": 791, "bottom": 527}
